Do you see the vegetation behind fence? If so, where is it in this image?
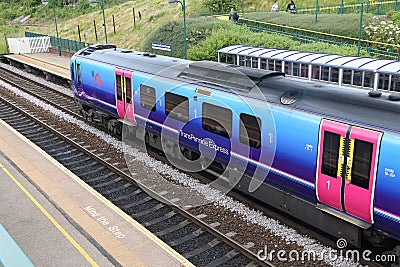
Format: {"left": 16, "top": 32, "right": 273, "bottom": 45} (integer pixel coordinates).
{"left": 238, "top": 18, "right": 400, "bottom": 60}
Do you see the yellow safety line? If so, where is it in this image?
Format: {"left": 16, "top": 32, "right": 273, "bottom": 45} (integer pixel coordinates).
{"left": 0, "top": 163, "right": 99, "bottom": 267}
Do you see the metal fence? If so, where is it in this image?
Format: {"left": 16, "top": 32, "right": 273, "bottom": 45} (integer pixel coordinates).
{"left": 25, "top": 32, "right": 90, "bottom": 53}
{"left": 201, "top": 0, "right": 399, "bottom": 15}
{"left": 294, "top": 0, "right": 399, "bottom": 15}
{"left": 238, "top": 19, "right": 400, "bottom": 60}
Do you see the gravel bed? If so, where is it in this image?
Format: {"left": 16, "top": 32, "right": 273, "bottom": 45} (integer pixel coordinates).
{"left": 0, "top": 80, "right": 361, "bottom": 266}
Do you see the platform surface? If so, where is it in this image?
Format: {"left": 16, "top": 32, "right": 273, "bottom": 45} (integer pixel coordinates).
{"left": 0, "top": 118, "right": 192, "bottom": 267}
{"left": 4, "top": 52, "right": 70, "bottom": 79}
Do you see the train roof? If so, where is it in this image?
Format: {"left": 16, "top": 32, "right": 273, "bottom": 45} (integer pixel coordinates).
{"left": 75, "top": 45, "right": 189, "bottom": 74}
{"left": 218, "top": 45, "right": 400, "bottom": 74}
{"left": 75, "top": 45, "right": 400, "bottom": 133}
{"left": 257, "top": 76, "right": 400, "bottom": 133}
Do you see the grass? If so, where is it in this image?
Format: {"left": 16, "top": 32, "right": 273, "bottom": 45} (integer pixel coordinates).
{"left": 244, "top": 12, "right": 372, "bottom": 38}
{"left": 0, "top": 0, "right": 379, "bottom": 54}
{"left": 20, "top": 0, "right": 185, "bottom": 51}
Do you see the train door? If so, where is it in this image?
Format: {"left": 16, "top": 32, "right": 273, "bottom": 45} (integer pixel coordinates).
{"left": 115, "top": 69, "right": 136, "bottom": 123}
{"left": 316, "top": 119, "right": 382, "bottom": 223}
{"left": 75, "top": 60, "right": 83, "bottom": 94}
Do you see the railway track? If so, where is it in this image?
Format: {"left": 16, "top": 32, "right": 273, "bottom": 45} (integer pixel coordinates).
{"left": 0, "top": 66, "right": 79, "bottom": 118}
{"left": 0, "top": 65, "right": 394, "bottom": 266}
{"left": 0, "top": 82, "right": 268, "bottom": 266}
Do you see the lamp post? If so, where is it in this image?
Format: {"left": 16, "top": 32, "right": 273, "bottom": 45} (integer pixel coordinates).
{"left": 357, "top": 0, "right": 365, "bottom": 57}
{"left": 52, "top": 0, "right": 61, "bottom": 56}
{"left": 168, "top": 0, "right": 186, "bottom": 59}
{"left": 101, "top": 0, "right": 108, "bottom": 44}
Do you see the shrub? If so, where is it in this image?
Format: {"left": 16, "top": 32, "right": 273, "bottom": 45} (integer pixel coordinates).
{"left": 202, "top": 0, "right": 239, "bottom": 13}
{"left": 363, "top": 16, "right": 400, "bottom": 51}
{"left": 392, "top": 12, "right": 400, "bottom": 25}
{"left": 142, "top": 17, "right": 219, "bottom": 58}
{"left": 187, "top": 23, "right": 371, "bottom": 61}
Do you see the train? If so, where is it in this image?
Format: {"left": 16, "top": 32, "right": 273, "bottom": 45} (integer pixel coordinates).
{"left": 70, "top": 44, "right": 400, "bottom": 248}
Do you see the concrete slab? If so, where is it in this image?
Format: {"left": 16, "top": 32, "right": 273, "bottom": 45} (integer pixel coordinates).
{"left": 0, "top": 118, "right": 194, "bottom": 267}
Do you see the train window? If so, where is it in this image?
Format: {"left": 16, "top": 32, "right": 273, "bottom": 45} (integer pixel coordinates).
{"left": 223, "top": 54, "right": 235, "bottom": 64}
{"left": 202, "top": 102, "right": 232, "bottom": 138}
{"left": 311, "top": 66, "right": 321, "bottom": 80}
{"left": 116, "top": 74, "right": 122, "bottom": 101}
{"left": 379, "top": 74, "right": 390, "bottom": 90}
{"left": 71, "top": 63, "right": 75, "bottom": 81}
{"left": 239, "top": 56, "right": 246, "bottom": 67}
{"left": 165, "top": 92, "right": 189, "bottom": 122}
{"left": 300, "top": 64, "right": 308, "bottom": 78}
{"left": 77, "top": 64, "right": 81, "bottom": 86}
{"left": 275, "top": 61, "right": 282, "bottom": 72}
{"left": 393, "top": 75, "right": 400, "bottom": 92}
{"left": 240, "top": 113, "right": 261, "bottom": 148}
{"left": 351, "top": 139, "right": 373, "bottom": 190}
{"left": 284, "top": 62, "right": 290, "bottom": 75}
{"left": 292, "top": 63, "right": 300, "bottom": 76}
{"left": 140, "top": 84, "right": 156, "bottom": 112}
{"left": 246, "top": 57, "right": 252, "bottom": 67}
{"left": 251, "top": 57, "right": 258, "bottom": 68}
{"left": 342, "top": 69, "right": 352, "bottom": 85}
{"left": 364, "top": 72, "right": 374, "bottom": 88}
{"left": 353, "top": 71, "right": 362, "bottom": 86}
{"left": 331, "top": 68, "right": 339, "bottom": 83}
{"left": 321, "top": 67, "right": 330, "bottom": 81}
{"left": 268, "top": 60, "right": 275, "bottom": 71}
{"left": 261, "top": 59, "right": 267, "bottom": 70}
{"left": 126, "top": 77, "right": 132, "bottom": 103}
{"left": 321, "top": 131, "right": 340, "bottom": 178}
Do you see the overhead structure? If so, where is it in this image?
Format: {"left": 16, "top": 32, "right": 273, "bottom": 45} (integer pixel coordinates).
{"left": 217, "top": 45, "right": 400, "bottom": 92}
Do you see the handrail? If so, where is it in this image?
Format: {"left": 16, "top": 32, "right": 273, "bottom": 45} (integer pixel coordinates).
{"left": 239, "top": 18, "right": 400, "bottom": 51}
{"left": 200, "top": 0, "right": 398, "bottom": 16}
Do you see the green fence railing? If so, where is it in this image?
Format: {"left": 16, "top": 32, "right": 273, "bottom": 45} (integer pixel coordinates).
{"left": 201, "top": 0, "right": 399, "bottom": 16}
{"left": 238, "top": 19, "right": 400, "bottom": 60}
{"left": 293, "top": 0, "right": 399, "bottom": 15}
{"left": 25, "top": 32, "right": 91, "bottom": 53}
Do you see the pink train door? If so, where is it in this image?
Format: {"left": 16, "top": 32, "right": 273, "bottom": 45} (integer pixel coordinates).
{"left": 115, "top": 69, "right": 136, "bottom": 123}
{"left": 344, "top": 126, "right": 382, "bottom": 223}
{"left": 316, "top": 120, "right": 348, "bottom": 211}
{"left": 316, "top": 119, "right": 381, "bottom": 223}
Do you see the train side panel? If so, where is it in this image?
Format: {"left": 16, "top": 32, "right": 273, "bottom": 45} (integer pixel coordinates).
{"left": 74, "top": 57, "right": 118, "bottom": 116}
{"left": 374, "top": 133, "right": 400, "bottom": 239}
{"left": 70, "top": 49, "right": 400, "bottom": 245}
{"left": 270, "top": 107, "right": 320, "bottom": 201}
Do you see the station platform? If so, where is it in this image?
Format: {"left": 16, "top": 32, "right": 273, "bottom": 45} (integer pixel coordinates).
{"left": 3, "top": 52, "right": 70, "bottom": 80}
{"left": 0, "top": 118, "right": 192, "bottom": 267}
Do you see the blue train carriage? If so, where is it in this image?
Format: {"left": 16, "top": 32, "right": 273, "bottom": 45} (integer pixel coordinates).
{"left": 261, "top": 77, "right": 400, "bottom": 246}
{"left": 70, "top": 45, "right": 400, "bottom": 247}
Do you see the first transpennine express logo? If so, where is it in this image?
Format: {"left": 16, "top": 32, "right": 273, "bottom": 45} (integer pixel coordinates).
{"left": 92, "top": 70, "right": 102, "bottom": 88}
